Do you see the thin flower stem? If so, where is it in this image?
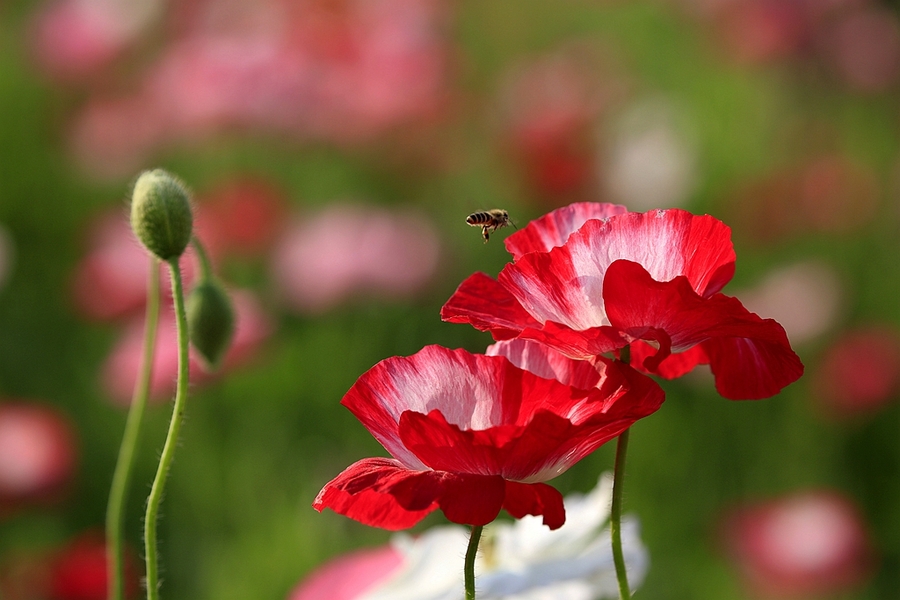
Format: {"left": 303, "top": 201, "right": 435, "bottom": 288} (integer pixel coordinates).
{"left": 464, "top": 525, "right": 483, "bottom": 600}
{"left": 144, "top": 259, "right": 190, "bottom": 600}
{"left": 106, "top": 261, "right": 160, "bottom": 600}
{"left": 611, "top": 427, "right": 631, "bottom": 599}
{"left": 190, "top": 236, "right": 213, "bottom": 280}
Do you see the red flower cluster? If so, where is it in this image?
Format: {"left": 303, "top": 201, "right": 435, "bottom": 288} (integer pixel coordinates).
{"left": 316, "top": 202, "right": 802, "bottom": 532}
{"left": 443, "top": 202, "right": 803, "bottom": 400}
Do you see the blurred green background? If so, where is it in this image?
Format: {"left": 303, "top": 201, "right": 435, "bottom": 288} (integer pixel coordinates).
{"left": 2, "top": 0, "right": 900, "bottom": 598}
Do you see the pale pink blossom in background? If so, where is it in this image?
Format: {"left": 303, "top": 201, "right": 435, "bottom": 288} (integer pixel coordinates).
{"left": 674, "top": 0, "right": 900, "bottom": 94}
{"left": 722, "top": 491, "right": 873, "bottom": 598}
{"left": 602, "top": 98, "right": 697, "bottom": 210}
{"left": 714, "top": 0, "right": 812, "bottom": 65}
{"left": 0, "top": 403, "right": 77, "bottom": 513}
{"left": 813, "top": 326, "right": 900, "bottom": 418}
{"left": 821, "top": 7, "right": 900, "bottom": 93}
{"left": 68, "top": 0, "right": 451, "bottom": 179}
{"left": 30, "top": 0, "right": 162, "bottom": 82}
{"left": 498, "top": 46, "right": 621, "bottom": 202}
{"left": 102, "top": 291, "right": 272, "bottom": 403}
{"left": 798, "top": 155, "right": 878, "bottom": 234}
{"left": 290, "top": 546, "right": 402, "bottom": 600}
{"left": 271, "top": 205, "right": 441, "bottom": 314}
{"left": 727, "top": 154, "right": 878, "bottom": 244}
{"left": 736, "top": 260, "right": 843, "bottom": 345}
{"left": 68, "top": 96, "right": 167, "bottom": 181}
{"left": 70, "top": 212, "right": 199, "bottom": 321}
{"left": 0, "top": 224, "right": 13, "bottom": 293}
{"left": 193, "top": 177, "right": 288, "bottom": 258}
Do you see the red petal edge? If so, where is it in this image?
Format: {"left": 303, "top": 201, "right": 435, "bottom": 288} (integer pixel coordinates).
{"left": 441, "top": 272, "right": 541, "bottom": 340}
{"left": 313, "top": 458, "right": 439, "bottom": 531}
{"left": 503, "top": 481, "right": 566, "bottom": 530}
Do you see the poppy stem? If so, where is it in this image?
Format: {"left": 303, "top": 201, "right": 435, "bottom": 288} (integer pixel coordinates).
{"left": 144, "top": 259, "right": 190, "bottom": 600}
{"left": 611, "top": 427, "right": 632, "bottom": 599}
{"left": 464, "top": 524, "right": 483, "bottom": 600}
{"left": 106, "top": 260, "right": 160, "bottom": 600}
{"left": 191, "top": 235, "right": 213, "bottom": 280}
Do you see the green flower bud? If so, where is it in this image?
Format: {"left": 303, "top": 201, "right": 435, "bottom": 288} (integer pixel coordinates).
{"left": 130, "top": 169, "right": 193, "bottom": 261}
{"left": 187, "top": 279, "right": 235, "bottom": 371}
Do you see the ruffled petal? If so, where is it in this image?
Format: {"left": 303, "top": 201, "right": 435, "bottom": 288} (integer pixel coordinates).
{"left": 559, "top": 210, "right": 737, "bottom": 298}
{"left": 630, "top": 340, "right": 709, "bottom": 379}
{"left": 343, "top": 346, "right": 623, "bottom": 452}
{"left": 486, "top": 338, "right": 605, "bottom": 389}
{"left": 502, "top": 481, "right": 566, "bottom": 530}
{"left": 517, "top": 321, "right": 628, "bottom": 360}
{"left": 504, "top": 202, "right": 628, "bottom": 260}
{"left": 499, "top": 250, "right": 605, "bottom": 331}
{"left": 313, "top": 458, "right": 440, "bottom": 530}
{"left": 604, "top": 260, "right": 803, "bottom": 399}
{"left": 440, "top": 272, "right": 541, "bottom": 339}
{"left": 703, "top": 335, "right": 804, "bottom": 400}
{"left": 487, "top": 338, "right": 659, "bottom": 415}
{"left": 398, "top": 379, "right": 663, "bottom": 484}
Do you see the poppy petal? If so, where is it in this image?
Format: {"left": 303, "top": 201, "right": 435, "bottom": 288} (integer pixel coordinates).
{"left": 441, "top": 272, "right": 541, "bottom": 339}
{"left": 313, "top": 458, "right": 440, "bottom": 530}
{"left": 504, "top": 202, "right": 628, "bottom": 259}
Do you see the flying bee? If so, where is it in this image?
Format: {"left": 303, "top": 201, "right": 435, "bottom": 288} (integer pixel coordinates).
{"left": 466, "top": 209, "right": 515, "bottom": 243}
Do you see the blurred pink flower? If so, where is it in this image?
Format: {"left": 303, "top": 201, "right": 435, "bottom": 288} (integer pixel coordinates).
{"left": 193, "top": 177, "right": 288, "bottom": 258}
{"left": 271, "top": 205, "right": 440, "bottom": 314}
{"left": 723, "top": 491, "right": 873, "bottom": 598}
{"left": 68, "top": 96, "right": 167, "bottom": 181}
{"left": 498, "top": 49, "right": 611, "bottom": 202}
{"left": 0, "top": 402, "right": 77, "bottom": 514}
{"left": 821, "top": 7, "right": 900, "bottom": 93}
{"left": 727, "top": 154, "right": 878, "bottom": 244}
{"left": 68, "top": 0, "right": 451, "bottom": 179}
{"left": 289, "top": 546, "right": 402, "bottom": 600}
{"left": 714, "top": 0, "right": 812, "bottom": 65}
{"left": 70, "top": 211, "right": 198, "bottom": 322}
{"left": 102, "top": 290, "right": 272, "bottom": 403}
{"left": 798, "top": 155, "right": 878, "bottom": 234}
{"left": 736, "top": 260, "right": 843, "bottom": 346}
{"left": 813, "top": 326, "right": 900, "bottom": 418}
{"left": 49, "top": 531, "right": 140, "bottom": 600}
{"left": 29, "top": 0, "right": 161, "bottom": 82}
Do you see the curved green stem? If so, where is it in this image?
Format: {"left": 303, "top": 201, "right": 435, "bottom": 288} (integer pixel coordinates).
{"left": 144, "top": 259, "right": 191, "bottom": 600}
{"left": 611, "top": 427, "right": 631, "bottom": 599}
{"left": 106, "top": 261, "right": 160, "bottom": 600}
{"left": 190, "top": 235, "right": 213, "bottom": 280}
{"left": 465, "top": 525, "right": 483, "bottom": 600}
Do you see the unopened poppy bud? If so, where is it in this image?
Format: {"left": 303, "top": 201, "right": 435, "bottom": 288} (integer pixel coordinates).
{"left": 186, "top": 279, "right": 235, "bottom": 370}
{"left": 130, "top": 169, "right": 193, "bottom": 261}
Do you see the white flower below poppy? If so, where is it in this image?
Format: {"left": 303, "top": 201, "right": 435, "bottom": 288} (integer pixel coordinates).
{"left": 293, "top": 474, "right": 648, "bottom": 600}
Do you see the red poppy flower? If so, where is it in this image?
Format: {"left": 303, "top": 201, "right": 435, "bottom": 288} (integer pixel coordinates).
{"left": 313, "top": 345, "right": 663, "bottom": 531}
{"left": 442, "top": 203, "right": 803, "bottom": 400}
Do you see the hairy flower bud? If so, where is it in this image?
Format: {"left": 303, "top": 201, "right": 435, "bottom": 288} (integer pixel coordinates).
{"left": 130, "top": 170, "right": 193, "bottom": 261}
{"left": 186, "top": 279, "right": 235, "bottom": 370}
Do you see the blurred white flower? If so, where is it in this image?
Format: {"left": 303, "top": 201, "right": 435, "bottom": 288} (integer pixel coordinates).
{"left": 735, "top": 260, "right": 843, "bottom": 346}
{"left": 602, "top": 98, "right": 697, "bottom": 211}
{"left": 291, "top": 474, "right": 649, "bottom": 600}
